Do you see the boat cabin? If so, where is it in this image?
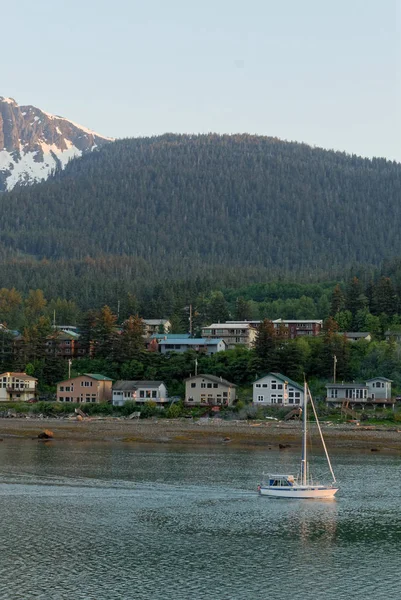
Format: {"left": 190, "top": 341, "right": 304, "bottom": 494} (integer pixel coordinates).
{"left": 265, "top": 475, "right": 295, "bottom": 487}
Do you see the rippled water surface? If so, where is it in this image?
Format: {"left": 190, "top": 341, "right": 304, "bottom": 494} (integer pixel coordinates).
{"left": 0, "top": 440, "right": 401, "bottom": 599}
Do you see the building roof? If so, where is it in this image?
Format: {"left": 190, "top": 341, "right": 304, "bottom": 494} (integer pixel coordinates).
{"left": 113, "top": 380, "right": 164, "bottom": 391}
{"left": 185, "top": 373, "right": 237, "bottom": 387}
{"left": 339, "top": 332, "right": 371, "bottom": 338}
{"left": 254, "top": 372, "right": 304, "bottom": 392}
{"left": 272, "top": 319, "right": 323, "bottom": 325}
{"left": 150, "top": 333, "right": 190, "bottom": 340}
{"left": 159, "top": 338, "right": 225, "bottom": 346}
{"left": 144, "top": 319, "right": 170, "bottom": 325}
{"left": 326, "top": 383, "right": 368, "bottom": 389}
{"left": 0, "top": 372, "right": 37, "bottom": 381}
{"left": 365, "top": 377, "right": 393, "bottom": 382}
{"left": 204, "top": 323, "right": 252, "bottom": 330}
{"left": 84, "top": 373, "right": 113, "bottom": 381}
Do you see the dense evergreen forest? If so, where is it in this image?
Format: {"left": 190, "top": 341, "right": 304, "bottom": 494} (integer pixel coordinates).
{"left": 0, "top": 134, "right": 400, "bottom": 308}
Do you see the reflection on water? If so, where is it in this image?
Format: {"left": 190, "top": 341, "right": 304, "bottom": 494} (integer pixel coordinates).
{"left": 0, "top": 440, "right": 400, "bottom": 599}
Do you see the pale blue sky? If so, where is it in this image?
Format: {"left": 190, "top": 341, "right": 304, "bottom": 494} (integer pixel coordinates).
{"left": 4, "top": 0, "right": 400, "bottom": 160}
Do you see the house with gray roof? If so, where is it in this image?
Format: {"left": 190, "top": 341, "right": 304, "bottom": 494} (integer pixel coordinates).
{"left": 184, "top": 374, "right": 236, "bottom": 406}
{"left": 338, "top": 332, "right": 372, "bottom": 342}
{"left": 253, "top": 372, "right": 304, "bottom": 406}
{"left": 112, "top": 380, "right": 168, "bottom": 406}
{"left": 326, "top": 376, "right": 393, "bottom": 408}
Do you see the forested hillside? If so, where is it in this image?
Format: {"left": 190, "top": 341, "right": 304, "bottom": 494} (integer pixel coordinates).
{"left": 0, "top": 134, "right": 400, "bottom": 305}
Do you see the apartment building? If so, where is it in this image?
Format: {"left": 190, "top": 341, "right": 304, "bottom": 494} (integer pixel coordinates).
{"left": 201, "top": 323, "right": 257, "bottom": 349}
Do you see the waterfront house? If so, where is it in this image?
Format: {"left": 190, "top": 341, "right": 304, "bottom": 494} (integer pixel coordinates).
{"left": 252, "top": 373, "right": 304, "bottom": 406}
{"left": 56, "top": 373, "right": 113, "bottom": 404}
{"left": 158, "top": 337, "right": 226, "bottom": 355}
{"left": 184, "top": 374, "right": 237, "bottom": 406}
{"left": 0, "top": 372, "right": 37, "bottom": 402}
{"left": 326, "top": 377, "right": 393, "bottom": 408}
{"left": 112, "top": 380, "right": 168, "bottom": 406}
{"left": 201, "top": 323, "right": 256, "bottom": 349}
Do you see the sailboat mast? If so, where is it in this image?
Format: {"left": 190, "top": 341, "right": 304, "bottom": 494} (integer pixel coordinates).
{"left": 301, "top": 380, "right": 308, "bottom": 485}
{"left": 308, "top": 386, "right": 337, "bottom": 484}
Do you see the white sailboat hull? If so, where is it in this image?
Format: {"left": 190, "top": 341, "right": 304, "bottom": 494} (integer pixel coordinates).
{"left": 259, "top": 485, "right": 338, "bottom": 499}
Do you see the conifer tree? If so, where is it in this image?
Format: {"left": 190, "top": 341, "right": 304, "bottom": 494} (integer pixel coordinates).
{"left": 92, "top": 305, "right": 118, "bottom": 360}
{"left": 330, "top": 285, "right": 345, "bottom": 316}
{"left": 117, "top": 315, "right": 145, "bottom": 361}
{"left": 235, "top": 297, "right": 252, "bottom": 320}
{"left": 254, "top": 319, "right": 278, "bottom": 372}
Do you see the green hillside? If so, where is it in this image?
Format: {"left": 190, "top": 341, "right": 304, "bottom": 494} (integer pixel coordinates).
{"left": 0, "top": 133, "right": 400, "bottom": 304}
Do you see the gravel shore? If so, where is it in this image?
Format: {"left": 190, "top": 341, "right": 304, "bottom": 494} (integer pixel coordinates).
{"left": 1, "top": 417, "right": 401, "bottom": 453}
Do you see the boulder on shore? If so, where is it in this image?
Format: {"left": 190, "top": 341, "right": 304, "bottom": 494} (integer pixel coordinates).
{"left": 38, "top": 430, "right": 54, "bottom": 439}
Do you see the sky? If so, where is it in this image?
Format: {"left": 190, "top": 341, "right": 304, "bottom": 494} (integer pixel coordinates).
{"left": 3, "top": 0, "right": 401, "bottom": 161}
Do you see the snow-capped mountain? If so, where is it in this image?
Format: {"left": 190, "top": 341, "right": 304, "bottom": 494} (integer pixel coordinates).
{"left": 0, "top": 97, "right": 113, "bottom": 191}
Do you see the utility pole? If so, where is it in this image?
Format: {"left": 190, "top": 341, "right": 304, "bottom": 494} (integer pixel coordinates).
{"left": 189, "top": 304, "right": 193, "bottom": 337}
{"left": 195, "top": 358, "right": 198, "bottom": 376}
{"left": 68, "top": 359, "right": 72, "bottom": 380}
{"left": 53, "top": 310, "right": 56, "bottom": 329}
{"left": 333, "top": 354, "right": 337, "bottom": 384}
{"left": 117, "top": 300, "right": 120, "bottom": 323}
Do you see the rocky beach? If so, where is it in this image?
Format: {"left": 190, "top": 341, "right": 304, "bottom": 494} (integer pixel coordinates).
{"left": 0, "top": 417, "right": 401, "bottom": 453}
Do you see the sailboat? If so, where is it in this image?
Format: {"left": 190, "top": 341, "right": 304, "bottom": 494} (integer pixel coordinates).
{"left": 258, "top": 382, "right": 338, "bottom": 499}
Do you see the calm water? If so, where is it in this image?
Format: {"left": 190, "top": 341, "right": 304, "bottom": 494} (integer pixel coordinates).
{"left": 0, "top": 440, "right": 400, "bottom": 600}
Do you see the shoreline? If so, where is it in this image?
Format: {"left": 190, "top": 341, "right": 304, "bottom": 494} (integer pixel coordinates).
{"left": 1, "top": 417, "right": 401, "bottom": 453}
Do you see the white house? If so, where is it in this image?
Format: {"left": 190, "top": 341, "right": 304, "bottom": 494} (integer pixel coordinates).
{"left": 0, "top": 372, "right": 37, "bottom": 402}
{"left": 253, "top": 372, "right": 304, "bottom": 406}
{"left": 112, "top": 380, "right": 168, "bottom": 406}
{"left": 158, "top": 338, "right": 226, "bottom": 355}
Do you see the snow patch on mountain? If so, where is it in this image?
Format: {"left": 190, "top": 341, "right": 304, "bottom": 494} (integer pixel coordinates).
{"left": 0, "top": 96, "right": 113, "bottom": 192}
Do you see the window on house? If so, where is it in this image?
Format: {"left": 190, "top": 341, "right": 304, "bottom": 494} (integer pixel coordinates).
{"left": 262, "top": 384, "right": 267, "bottom": 388}
{"left": 207, "top": 383, "right": 212, "bottom": 388}
{"left": 152, "top": 391, "right": 157, "bottom": 398}
{"left": 223, "top": 392, "right": 228, "bottom": 397}
{"left": 257, "top": 395, "right": 264, "bottom": 402}
{"left": 140, "top": 391, "right": 145, "bottom": 398}
{"left": 213, "top": 383, "right": 218, "bottom": 388}
{"left": 277, "top": 384, "right": 283, "bottom": 390}
{"left": 201, "top": 383, "right": 206, "bottom": 388}
{"left": 191, "top": 383, "right": 196, "bottom": 388}
{"left": 60, "top": 386, "right": 64, "bottom": 392}
{"left": 255, "top": 384, "right": 261, "bottom": 388}
{"left": 271, "top": 382, "right": 277, "bottom": 389}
